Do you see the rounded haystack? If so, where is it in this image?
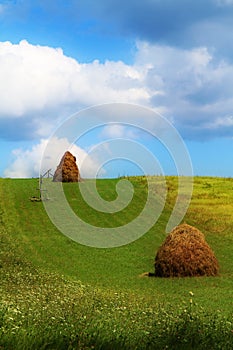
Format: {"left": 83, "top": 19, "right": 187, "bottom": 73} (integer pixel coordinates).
{"left": 53, "top": 151, "right": 81, "bottom": 182}
{"left": 154, "top": 223, "right": 219, "bottom": 277}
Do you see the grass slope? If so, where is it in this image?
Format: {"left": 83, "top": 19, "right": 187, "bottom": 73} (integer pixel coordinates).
{"left": 0, "top": 176, "right": 233, "bottom": 349}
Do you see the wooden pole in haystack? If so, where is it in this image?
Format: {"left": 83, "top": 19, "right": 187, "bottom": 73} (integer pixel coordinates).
{"left": 38, "top": 169, "right": 54, "bottom": 200}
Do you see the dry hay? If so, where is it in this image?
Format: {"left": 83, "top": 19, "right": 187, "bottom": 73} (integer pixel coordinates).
{"left": 154, "top": 223, "right": 219, "bottom": 277}
{"left": 53, "top": 151, "right": 81, "bottom": 182}
{"left": 30, "top": 196, "right": 41, "bottom": 202}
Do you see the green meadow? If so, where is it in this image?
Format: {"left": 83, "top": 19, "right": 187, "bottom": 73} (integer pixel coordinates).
{"left": 0, "top": 176, "right": 233, "bottom": 349}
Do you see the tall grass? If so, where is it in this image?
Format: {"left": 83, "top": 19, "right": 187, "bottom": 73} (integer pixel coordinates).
{"left": 0, "top": 177, "right": 233, "bottom": 349}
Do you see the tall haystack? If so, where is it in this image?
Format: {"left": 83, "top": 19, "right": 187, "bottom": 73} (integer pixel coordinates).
{"left": 154, "top": 223, "right": 219, "bottom": 277}
{"left": 53, "top": 151, "right": 81, "bottom": 182}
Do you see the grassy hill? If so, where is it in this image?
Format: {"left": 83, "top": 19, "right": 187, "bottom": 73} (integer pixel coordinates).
{"left": 0, "top": 177, "right": 233, "bottom": 349}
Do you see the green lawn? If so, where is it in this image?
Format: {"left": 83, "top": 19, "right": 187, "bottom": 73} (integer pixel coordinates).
{"left": 0, "top": 177, "right": 233, "bottom": 349}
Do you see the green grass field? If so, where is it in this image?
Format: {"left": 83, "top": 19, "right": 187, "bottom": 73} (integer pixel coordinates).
{"left": 0, "top": 176, "right": 233, "bottom": 349}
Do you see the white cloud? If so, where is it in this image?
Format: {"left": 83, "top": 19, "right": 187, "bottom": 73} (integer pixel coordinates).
{"left": 0, "top": 40, "right": 159, "bottom": 143}
{"left": 1, "top": 39, "right": 233, "bottom": 147}
{"left": 135, "top": 42, "right": 213, "bottom": 91}
{"left": 0, "top": 40, "right": 152, "bottom": 118}
{"left": 101, "top": 124, "right": 138, "bottom": 139}
{"left": 134, "top": 41, "right": 233, "bottom": 137}
{"left": 4, "top": 137, "right": 105, "bottom": 178}
{"left": 207, "top": 115, "right": 233, "bottom": 128}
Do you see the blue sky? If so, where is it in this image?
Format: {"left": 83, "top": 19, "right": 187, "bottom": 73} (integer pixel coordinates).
{"left": 0, "top": 0, "right": 233, "bottom": 178}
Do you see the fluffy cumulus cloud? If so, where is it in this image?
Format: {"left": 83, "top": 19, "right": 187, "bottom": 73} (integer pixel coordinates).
{"left": 2, "top": 37, "right": 233, "bottom": 177}
{"left": 1, "top": 39, "right": 233, "bottom": 144}
{"left": 135, "top": 41, "right": 233, "bottom": 139}
{"left": 0, "top": 39, "right": 152, "bottom": 113}
{"left": 1, "top": 0, "right": 233, "bottom": 178}
{"left": 4, "top": 137, "right": 105, "bottom": 179}
{"left": 0, "top": 40, "right": 153, "bottom": 140}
